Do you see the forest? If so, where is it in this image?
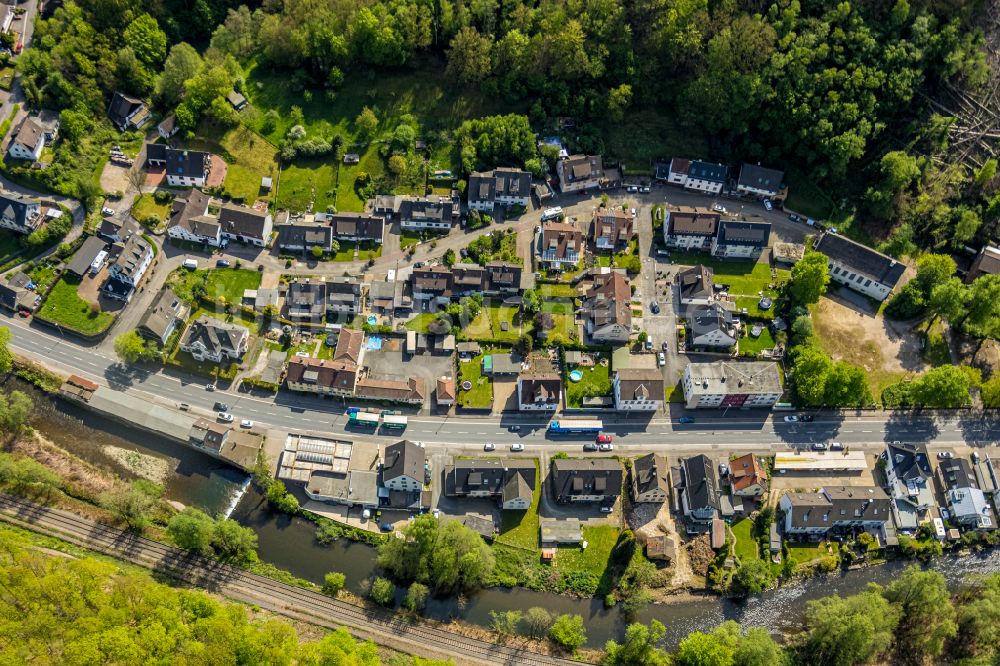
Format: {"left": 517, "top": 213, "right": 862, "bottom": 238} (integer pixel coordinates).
{"left": 10, "top": 0, "right": 995, "bottom": 253}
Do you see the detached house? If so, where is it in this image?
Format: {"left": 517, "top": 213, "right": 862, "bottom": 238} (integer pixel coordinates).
{"left": 967, "top": 245, "right": 1000, "bottom": 283}
{"left": 285, "top": 328, "right": 364, "bottom": 396}
{"left": 813, "top": 233, "right": 906, "bottom": 302}
{"left": 582, "top": 271, "right": 632, "bottom": 343}
{"left": 165, "top": 149, "right": 210, "bottom": 187}
{"left": 674, "top": 455, "right": 726, "bottom": 522}
{"left": 939, "top": 458, "right": 995, "bottom": 530}
{"left": 550, "top": 458, "right": 623, "bottom": 505}
{"left": 664, "top": 206, "right": 719, "bottom": 251}
{"left": 632, "top": 453, "right": 670, "bottom": 504}
{"left": 137, "top": 288, "right": 189, "bottom": 344}
{"left": 219, "top": 204, "right": 272, "bottom": 247}
{"left": 557, "top": 154, "right": 604, "bottom": 193}
{"left": 736, "top": 164, "right": 785, "bottom": 200}
{"left": 667, "top": 159, "right": 726, "bottom": 194}
{"left": 729, "top": 453, "right": 766, "bottom": 497}
{"left": 167, "top": 190, "right": 221, "bottom": 246}
{"left": 108, "top": 92, "right": 150, "bottom": 131}
{"left": 537, "top": 220, "right": 583, "bottom": 270}
{"left": 711, "top": 221, "right": 771, "bottom": 260}
{"left": 687, "top": 303, "right": 738, "bottom": 348}
{"left": 0, "top": 190, "right": 41, "bottom": 235}
{"left": 678, "top": 265, "right": 716, "bottom": 306}
{"left": 592, "top": 207, "right": 635, "bottom": 252}
{"left": 398, "top": 196, "right": 455, "bottom": 231}
{"left": 517, "top": 373, "right": 562, "bottom": 411}
{"left": 103, "top": 234, "right": 153, "bottom": 302}
{"left": 467, "top": 168, "right": 531, "bottom": 212}
{"left": 8, "top": 116, "right": 58, "bottom": 162}
{"left": 381, "top": 440, "right": 425, "bottom": 493}
{"left": 613, "top": 369, "right": 665, "bottom": 412}
{"left": 446, "top": 459, "right": 536, "bottom": 510}
{"left": 884, "top": 442, "right": 936, "bottom": 530}
{"left": 180, "top": 316, "right": 249, "bottom": 363}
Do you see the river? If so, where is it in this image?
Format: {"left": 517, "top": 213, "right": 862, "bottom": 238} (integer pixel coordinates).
{"left": 22, "top": 382, "right": 1000, "bottom": 648}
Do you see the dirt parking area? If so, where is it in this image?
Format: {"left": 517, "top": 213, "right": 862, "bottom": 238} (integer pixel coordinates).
{"left": 492, "top": 377, "right": 517, "bottom": 413}
{"left": 812, "top": 293, "right": 926, "bottom": 397}
{"left": 100, "top": 162, "right": 132, "bottom": 194}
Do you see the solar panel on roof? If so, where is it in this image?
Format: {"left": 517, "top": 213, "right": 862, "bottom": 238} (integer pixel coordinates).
{"left": 296, "top": 451, "right": 334, "bottom": 466}
{"left": 299, "top": 441, "right": 335, "bottom": 455}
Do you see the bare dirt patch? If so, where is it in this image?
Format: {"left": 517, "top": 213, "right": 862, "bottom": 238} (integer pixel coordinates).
{"left": 811, "top": 294, "right": 927, "bottom": 397}
{"left": 99, "top": 162, "right": 131, "bottom": 194}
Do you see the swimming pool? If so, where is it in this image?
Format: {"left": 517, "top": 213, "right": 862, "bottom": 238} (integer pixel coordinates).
{"left": 366, "top": 315, "right": 378, "bottom": 325}
{"left": 367, "top": 336, "right": 383, "bottom": 351}
{"left": 569, "top": 370, "right": 584, "bottom": 382}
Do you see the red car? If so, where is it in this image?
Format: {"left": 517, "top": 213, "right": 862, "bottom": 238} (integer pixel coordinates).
{"left": 596, "top": 434, "right": 612, "bottom": 444}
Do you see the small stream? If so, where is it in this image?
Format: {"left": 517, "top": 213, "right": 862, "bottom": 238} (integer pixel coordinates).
{"left": 19, "top": 379, "right": 1000, "bottom": 648}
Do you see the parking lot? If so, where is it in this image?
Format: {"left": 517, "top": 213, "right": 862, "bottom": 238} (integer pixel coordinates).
{"left": 362, "top": 347, "right": 455, "bottom": 411}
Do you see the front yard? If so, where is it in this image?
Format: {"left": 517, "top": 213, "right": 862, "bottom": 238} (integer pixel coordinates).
{"left": 36, "top": 276, "right": 114, "bottom": 335}
{"left": 169, "top": 267, "right": 262, "bottom": 306}
{"left": 405, "top": 312, "right": 439, "bottom": 334}
{"left": 457, "top": 352, "right": 493, "bottom": 409}
{"left": 565, "top": 362, "right": 611, "bottom": 408}
{"left": 131, "top": 193, "right": 171, "bottom": 225}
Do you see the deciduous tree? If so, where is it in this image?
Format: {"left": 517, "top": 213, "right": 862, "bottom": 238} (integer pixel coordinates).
{"left": 788, "top": 251, "right": 830, "bottom": 305}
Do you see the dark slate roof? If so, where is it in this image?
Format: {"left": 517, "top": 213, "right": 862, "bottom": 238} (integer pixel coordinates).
{"left": 678, "top": 265, "right": 714, "bottom": 300}
{"left": 448, "top": 459, "right": 536, "bottom": 496}
{"left": 107, "top": 92, "right": 144, "bottom": 127}
{"left": 680, "top": 455, "right": 721, "bottom": 513}
{"left": 219, "top": 204, "right": 269, "bottom": 240}
{"left": 715, "top": 221, "right": 771, "bottom": 248}
{"left": 277, "top": 221, "right": 332, "bottom": 248}
{"left": 399, "top": 197, "right": 453, "bottom": 223}
{"left": 0, "top": 190, "right": 39, "bottom": 231}
{"left": 146, "top": 142, "right": 167, "bottom": 163}
{"left": 737, "top": 163, "right": 784, "bottom": 192}
{"left": 327, "top": 212, "right": 384, "bottom": 242}
{"left": 138, "top": 288, "right": 188, "bottom": 340}
{"left": 633, "top": 453, "right": 669, "bottom": 496}
{"left": 0, "top": 271, "right": 32, "bottom": 310}
{"left": 166, "top": 148, "right": 209, "bottom": 179}
{"left": 887, "top": 442, "right": 933, "bottom": 482}
{"left": 687, "top": 302, "right": 736, "bottom": 337}
{"left": 66, "top": 236, "right": 107, "bottom": 276}
{"left": 468, "top": 168, "right": 531, "bottom": 204}
{"left": 785, "top": 486, "right": 891, "bottom": 529}
{"left": 813, "top": 233, "right": 906, "bottom": 289}
{"left": 286, "top": 281, "right": 326, "bottom": 318}
{"left": 939, "top": 458, "right": 976, "bottom": 491}
{"left": 687, "top": 160, "right": 727, "bottom": 183}
{"left": 102, "top": 275, "right": 134, "bottom": 300}
{"left": 181, "top": 315, "right": 248, "bottom": 355}
{"left": 551, "top": 458, "right": 623, "bottom": 500}
{"left": 383, "top": 440, "right": 425, "bottom": 483}
{"left": 519, "top": 373, "right": 561, "bottom": 406}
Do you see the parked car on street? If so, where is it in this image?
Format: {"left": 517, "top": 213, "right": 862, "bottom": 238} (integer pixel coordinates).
{"left": 938, "top": 451, "right": 954, "bottom": 459}
{"left": 763, "top": 198, "right": 773, "bottom": 211}
{"left": 783, "top": 415, "right": 799, "bottom": 423}
{"left": 830, "top": 442, "right": 844, "bottom": 451}
{"left": 800, "top": 414, "right": 814, "bottom": 422}
{"left": 101, "top": 207, "right": 115, "bottom": 216}
{"left": 240, "top": 419, "right": 253, "bottom": 428}
{"left": 484, "top": 442, "right": 496, "bottom": 451}
{"left": 811, "top": 442, "right": 828, "bottom": 451}
{"left": 216, "top": 259, "right": 230, "bottom": 268}
{"left": 510, "top": 443, "right": 524, "bottom": 452}
{"left": 205, "top": 384, "right": 215, "bottom": 391}
{"left": 596, "top": 434, "right": 613, "bottom": 444}
{"left": 217, "top": 412, "right": 234, "bottom": 423}
{"left": 788, "top": 213, "right": 802, "bottom": 223}
{"left": 678, "top": 416, "right": 695, "bottom": 424}
{"left": 657, "top": 352, "right": 666, "bottom": 366}
{"left": 213, "top": 402, "right": 228, "bottom": 411}
{"left": 599, "top": 442, "right": 614, "bottom": 451}
{"left": 641, "top": 186, "right": 650, "bottom": 193}
{"left": 583, "top": 443, "right": 598, "bottom": 452}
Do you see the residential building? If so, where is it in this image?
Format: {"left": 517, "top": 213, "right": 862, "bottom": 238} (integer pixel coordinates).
{"left": 613, "top": 369, "right": 665, "bottom": 412}
{"left": 592, "top": 207, "right": 635, "bottom": 252}
{"left": 446, "top": 459, "right": 536, "bottom": 510}
{"left": 278, "top": 438, "right": 381, "bottom": 510}
{"left": 680, "top": 160, "right": 727, "bottom": 194}
{"left": 0, "top": 272, "right": 37, "bottom": 312}
{"left": 687, "top": 303, "right": 738, "bottom": 348}
{"left": 137, "top": 288, "right": 189, "bottom": 344}
{"left": 354, "top": 377, "right": 425, "bottom": 405}
{"left": 484, "top": 352, "right": 521, "bottom": 376}
{"left": 681, "top": 361, "right": 783, "bottom": 409}
{"left": 167, "top": 191, "right": 221, "bottom": 246}
{"left": 316, "top": 211, "right": 385, "bottom": 244}
{"left": 674, "top": 454, "right": 726, "bottom": 522}
{"left": 276, "top": 219, "right": 333, "bottom": 253}
{"left": 729, "top": 453, "right": 766, "bottom": 497}
{"left": 179, "top": 316, "right": 249, "bottom": 363}
{"left": 157, "top": 114, "right": 178, "bottom": 139}
{"left": 165, "top": 149, "right": 210, "bottom": 187}
{"left": 451, "top": 263, "right": 486, "bottom": 298}
{"left": 436, "top": 377, "right": 456, "bottom": 407}
{"left": 103, "top": 234, "right": 153, "bottom": 302}
{"left": 0, "top": 190, "right": 42, "bottom": 235}
{"left": 665, "top": 158, "right": 691, "bottom": 186}
{"left": 975, "top": 456, "right": 1000, "bottom": 499}
{"left": 632, "top": 453, "right": 670, "bottom": 504}
{"left": 780, "top": 487, "right": 893, "bottom": 541}
{"left": 735, "top": 164, "right": 785, "bottom": 199}
{"left": 145, "top": 142, "right": 167, "bottom": 167}
{"left": 8, "top": 118, "right": 46, "bottom": 161}
{"left": 107, "top": 92, "right": 150, "bottom": 131}
{"left": 711, "top": 221, "right": 771, "bottom": 260}
{"left": 550, "top": 458, "right": 623, "bottom": 505}
{"left": 467, "top": 168, "right": 531, "bottom": 212}
{"left": 285, "top": 281, "right": 326, "bottom": 322}
{"left": 325, "top": 277, "right": 361, "bottom": 315}
{"left": 381, "top": 440, "right": 424, "bottom": 493}
{"left": 97, "top": 216, "right": 133, "bottom": 243}
{"left": 939, "top": 458, "right": 995, "bottom": 530}
{"left": 537, "top": 220, "right": 583, "bottom": 270}
{"left": 398, "top": 196, "right": 455, "bottom": 231}
{"left": 582, "top": 271, "right": 632, "bottom": 343}
{"left": 404, "top": 332, "right": 456, "bottom": 356}
{"left": 517, "top": 373, "right": 562, "bottom": 411}
{"left": 813, "top": 233, "right": 906, "bottom": 302}
{"left": 285, "top": 357, "right": 358, "bottom": 396}
{"left": 967, "top": 245, "right": 1000, "bottom": 283}
{"left": 244, "top": 287, "right": 280, "bottom": 312}
{"left": 189, "top": 419, "right": 230, "bottom": 453}
{"left": 411, "top": 266, "right": 453, "bottom": 305}
{"left": 664, "top": 206, "right": 719, "bottom": 251}
{"left": 557, "top": 154, "right": 604, "bottom": 193}
{"left": 368, "top": 280, "right": 409, "bottom": 313}
{"left": 65, "top": 236, "right": 108, "bottom": 278}
{"left": 884, "top": 442, "right": 936, "bottom": 531}
{"left": 219, "top": 204, "right": 272, "bottom": 247}
{"left": 484, "top": 261, "right": 524, "bottom": 294}
{"left": 678, "top": 265, "right": 716, "bottom": 306}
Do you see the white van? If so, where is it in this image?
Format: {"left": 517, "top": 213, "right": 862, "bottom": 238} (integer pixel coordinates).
{"left": 541, "top": 207, "right": 564, "bottom": 221}
{"left": 182, "top": 259, "right": 198, "bottom": 270}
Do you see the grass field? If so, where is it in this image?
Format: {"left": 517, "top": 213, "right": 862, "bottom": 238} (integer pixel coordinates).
{"left": 537, "top": 283, "right": 577, "bottom": 299}
{"left": 405, "top": 312, "right": 438, "bottom": 333}
{"left": 277, "top": 158, "right": 337, "bottom": 213}
{"left": 495, "top": 460, "right": 541, "bottom": 550}
{"left": 36, "top": 276, "right": 114, "bottom": 335}
{"left": 332, "top": 241, "right": 356, "bottom": 262}
{"left": 25, "top": 261, "right": 58, "bottom": 291}
{"left": 785, "top": 541, "right": 838, "bottom": 571}
{"left": 731, "top": 518, "right": 760, "bottom": 562}
{"left": 185, "top": 124, "right": 278, "bottom": 203}
{"left": 553, "top": 525, "right": 621, "bottom": 596}
{"left": 357, "top": 242, "right": 382, "bottom": 261}
{"left": 738, "top": 326, "right": 776, "bottom": 357}
{"left": 565, "top": 362, "right": 610, "bottom": 407}
{"left": 169, "top": 268, "right": 262, "bottom": 305}
{"left": 457, "top": 353, "right": 492, "bottom": 409}
{"left": 670, "top": 252, "right": 789, "bottom": 297}
{"left": 131, "top": 194, "right": 171, "bottom": 224}
{"left": 400, "top": 231, "right": 421, "bottom": 250}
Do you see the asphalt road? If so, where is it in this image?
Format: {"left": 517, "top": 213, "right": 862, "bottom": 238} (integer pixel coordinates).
{"left": 7, "top": 314, "right": 1000, "bottom": 456}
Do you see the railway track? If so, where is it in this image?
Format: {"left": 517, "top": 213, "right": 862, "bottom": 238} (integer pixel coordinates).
{"left": 0, "top": 494, "right": 580, "bottom": 666}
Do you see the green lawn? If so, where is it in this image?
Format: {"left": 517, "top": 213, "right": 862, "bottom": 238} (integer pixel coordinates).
{"left": 0, "top": 67, "right": 14, "bottom": 92}
{"left": 332, "top": 241, "right": 356, "bottom": 262}
{"left": 667, "top": 379, "right": 685, "bottom": 402}
{"left": 169, "top": 268, "right": 262, "bottom": 305}
{"left": 36, "top": 276, "right": 114, "bottom": 335}
{"left": 400, "top": 231, "right": 421, "bottom": 250}
{"left": 131, "top": 194, "right": 171, "bottom": 224}
{"left": 495, "top": 460, "right": 541, "bottom": 550}
{"left": 457, "top": 353, "right": 492, "bottom": 409}
{"left": 277, "top": 157, "right": 338, "bottom": 213}
{"left": 553, "top": 525, "right": 621, "bottom": 596}
{"left": 462, "top": 305, "right": 529, "bottom": 343}
{"left": 785, "top": 541, "right": 838, "bottom": 570}
{"left": 0, "top": 230, "right": 21, "bottom": 258}
{"left": 537, "top": 283, "right": 578, "bottom": 299}
{"left": 405, "top": 312, "right": 438, "bottom": 333}
{"left": 184, "top": 124, "right": 278, "bottom": 203}
{"left": 670, "top": 252, "right": 789, "bottom": 296}
{"left": 738, "top": 325, "right": 776, "bottom": 357}
{"left": 24, "top": 261, "right": 58, "bottom": 291}
{"left": 731, "top": 519, "right": 761, "bottom": 563}
{"left": 565, "top": 362, "right": 611, "bottom": 407}
{"left": 540, "top": 299, "right": 576, "bottom": 344}
{"left": 357, "top": 242, "right": 382, "bottom": 261}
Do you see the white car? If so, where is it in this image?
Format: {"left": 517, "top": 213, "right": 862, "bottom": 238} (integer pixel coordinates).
{"left": 657, "top": 352, "right": 666, "bottom": 367}
{"left": 510, "top": 443, "right": 524, "bottom": 452}
{"left": 627, "top": 185, "right": 638, "bottom": 193}
{"left": 217, "top": 412, "right": 234, "bottom": 423}
{"left": 101, "top": 207, "right": 115, "bottom": 216}
{"left": 712, "top": 203, "right": 726, "bottom": 213}
{"left": 484, "top": 442, "right": 496, "bottom": 452}
{"left": 641, "top": 186, "right": 650, "bottom": 193}
{"left": 599, "top": 442, "right": 614, "bottom": 452}
{"left": 240, "top": 419, "right": 253, "bottom": 429}
{"left": 783, "top": 415, "right": 799, "bottom": 423}
{"left": 811, "top": 442, "right": 828, "bottom": 451}
{"left": 763, "top": 198, "right": 773, "bottom": 211}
